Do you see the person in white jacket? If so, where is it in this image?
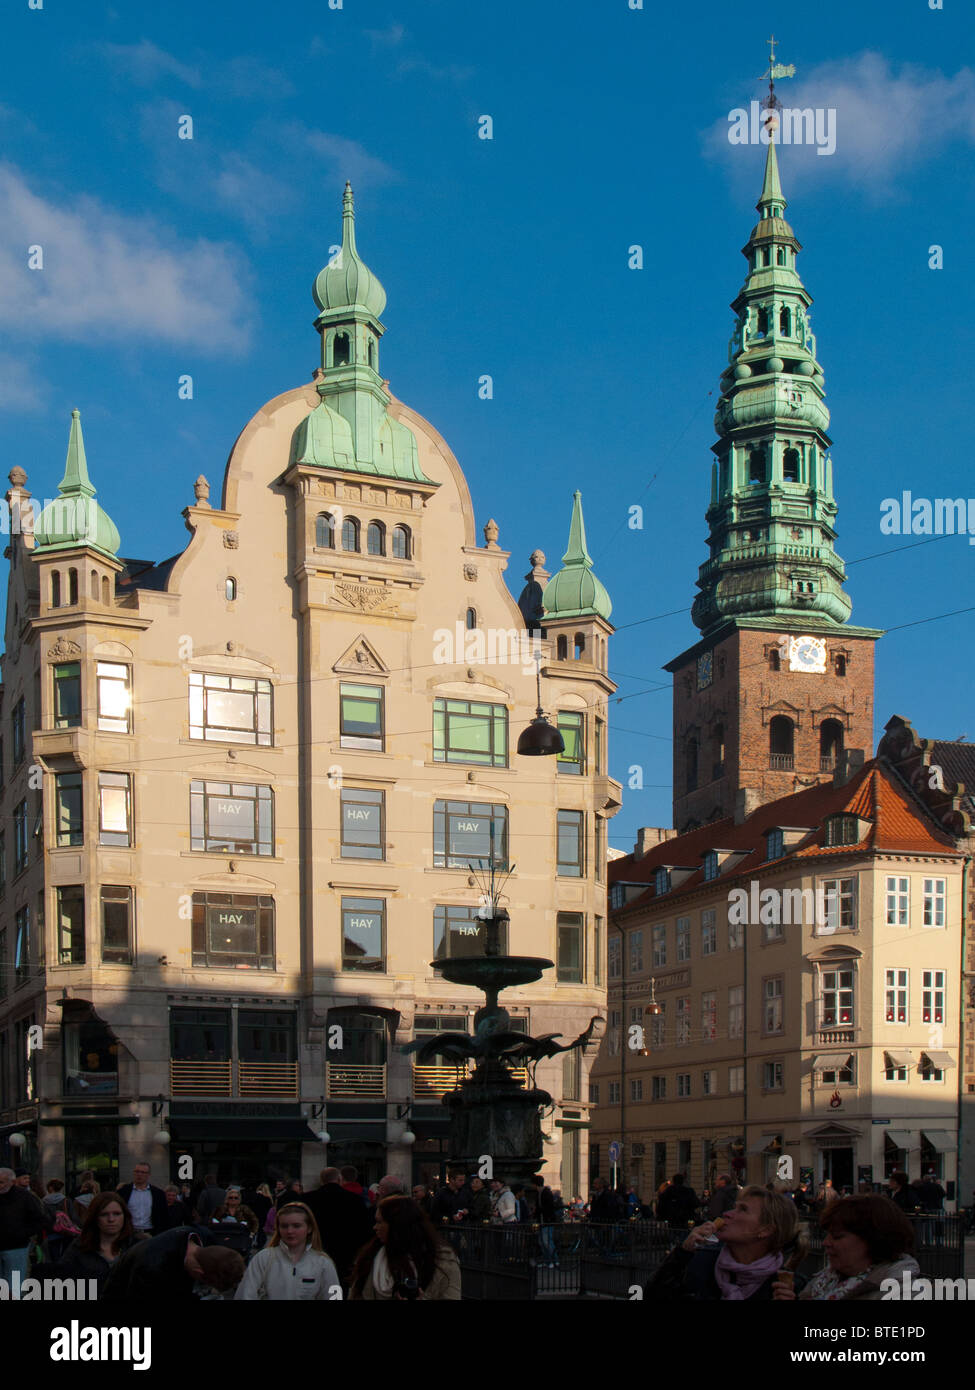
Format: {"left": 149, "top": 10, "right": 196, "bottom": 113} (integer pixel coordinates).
{"left": 235, "top": 1202, "right": 340, "bottom": 1300}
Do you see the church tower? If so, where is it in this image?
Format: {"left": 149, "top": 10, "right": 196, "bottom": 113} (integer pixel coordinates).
{"left": 666, "top": 137, "right": 882, "bottom": 832}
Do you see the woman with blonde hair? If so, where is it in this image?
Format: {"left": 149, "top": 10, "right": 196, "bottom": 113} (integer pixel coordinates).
{"left": 234, "top": 1202, "right": 339, "bottom": 1300}
{"left": 646, "top": 1185, "right": 806, "bottom": 1300}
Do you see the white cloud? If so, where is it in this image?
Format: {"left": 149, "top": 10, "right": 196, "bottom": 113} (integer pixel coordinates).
{"left": 0, "top": 164, "right": 251, "bottom": 352}
{"left": 298, "top": 129, "right": 398, "bottom": 189}
{"left": 365, "top": 23, "right": 407, "bottom": 46}
{"left": 92, "top": 39, "right": 202, "bottom": 88}
{"left": 0, "top": 352, "right": 42, "bottom": 411}
{"left": 706, "top": 53, "right": 975, "bottom": 192}
{"left": 90, "top": 41, "right": 293, "bottom": 99}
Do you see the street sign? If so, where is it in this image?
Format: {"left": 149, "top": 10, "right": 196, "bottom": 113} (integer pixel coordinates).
{"left": 608, "top": 1140, "right": 622, "bottom": 1163}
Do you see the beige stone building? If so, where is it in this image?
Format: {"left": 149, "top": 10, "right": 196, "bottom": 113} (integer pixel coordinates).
{"left": 593, "top": 759, "right": 965, "bottom": 1206}
{"left": 0, "top": 186, "right": 618, "bottom": 1196}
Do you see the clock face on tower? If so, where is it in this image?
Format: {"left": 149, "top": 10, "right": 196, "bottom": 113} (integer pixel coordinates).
{"left": 788, "top": 635, "right": 827, "bottom": 673}
{"left": 697, "top": 652, "right": 713, "bottom": 689}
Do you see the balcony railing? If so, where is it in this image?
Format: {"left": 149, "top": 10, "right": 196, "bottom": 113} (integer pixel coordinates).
{"left": 326, "top": 1062, "right": 386, "bottom": 1099}
{"left": 412, "top": 1062, "right": 529, "bottom": 1097}
{"left": 769, "top": 754, "right": 794, "bottom": 770}
{"left": 818, "top": 1027, "right": 856, "bottom": 1045}
{"left": 170, "top": 1059, "right": 298, "bottom": 1098}
{"left": 820, "top": 755, "right": 836, "bottom": 772}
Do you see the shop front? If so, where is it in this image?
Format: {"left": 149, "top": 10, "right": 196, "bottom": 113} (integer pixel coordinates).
{"left": 168, "top": 1103, "right": 320, "bottom": 1188}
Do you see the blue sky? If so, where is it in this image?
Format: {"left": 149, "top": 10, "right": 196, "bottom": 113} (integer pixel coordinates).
{"left": 1, "top": 0, "right": 973, "bottom": 850}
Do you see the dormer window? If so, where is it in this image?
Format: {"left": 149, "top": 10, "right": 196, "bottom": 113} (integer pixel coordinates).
{"left": 609, "top": 883, "right": 625, "bottom": 911}
{"left": 655, "top": 867, "right": 671, "bottom": 896}
{"left": 702, "top": 851, "right": 719, "bottom": 882}
{"left": 824, "top": 814, "right": 859, "bottom": 848}
{"left": 766, "top": 828, "right": 784, "bottom": 861}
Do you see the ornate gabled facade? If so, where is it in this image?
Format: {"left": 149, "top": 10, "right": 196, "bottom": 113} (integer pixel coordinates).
{"left": 667, "top": 138, "right": 882, "bottom": 834}
{"left": 0, "top": 187, "right": 620, "bottom": 1198}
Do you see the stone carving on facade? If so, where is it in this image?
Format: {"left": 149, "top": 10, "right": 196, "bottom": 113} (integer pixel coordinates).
{"left": 463, "top": 564, "right": 478, "bottom": 582}
{"left": 333, "top": 636, "right": 388, "bottom": 675}
{"left": 194, "top": 475, "right": 211, "bottom": 508}
{"left": 8, "top": 466, "right": 27, "bottom": 488}
{"left": 483, "top": 518, "right": 499, "bottom": 549}
{"left": 223, "top": 531, "right": 239, "bottom": 549}
{"left": 48, "top": 637, "right": 82, "bottom": 661}
{"left": 332, "top": 582, "right": 399, "bottom": 615}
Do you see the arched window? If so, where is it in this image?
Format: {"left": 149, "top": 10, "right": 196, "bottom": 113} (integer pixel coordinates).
{"left": 67, "top": 568, "right": 78, "bottom": 605}
{"left": 391, "top": 525, "right": 410, "bottom": 559}
{"left": 820, "top": 719, "right": 844, "bottom": 771}
{"left": 367, "top": 340, "right": 376, "bottom": 369}
{"left": 686, "top": 737, "right": 698, "bottom": 792}
{"left": 573, "top": 633, "right": 585, "bottom": 660}
{"left": 316, "top": 513, "right": 336, "bottom": 549}
{"left": 557, "top": 635, "right": 568, "bottom": 660}
{"left": 835, "top": 653, "right": 847, "bottom": 677}
{"left": 367, "top": 521, "right": 385, "bottom": 556}
{"left": 712, "top": 723, "right": 725, "bottom": 780}
{"left": 748, "top": 449, "right": 766, "bottom": 485}
{"left": 51, "top": 571, "right": 61, "bottom": 607}
{"left": 226, "top": 577, "right": 237, "bottom": 601}
{"left": 769, "top": 716, "right": 794, "bottom": 769}
{"left": 102, "top": 576, "right": 110, "bottom": 605}
{"left": 342, "top": 517, "right": 360, "bottom": 552}
{"left": 776, "top": 248, "right": 786, "bottom": 266}
{"left": 757, "top": 307, "right": 769, "bottom": 336}
{"left": 780, "top": 306, "right": 792, "bottom": 335}
{"left": 333, "top": 332, "right": 350, "bottom": 366}
{"left": 783, "top": 448, "right": 800, "bottom": 483}
{"left": 465, "top": 607, "right": 477, "bottom": 631}
{"left": 90, "top": 569, "right": 98, "bottom": 600}
{"left": 769, "top": 648, "right": 780, "bottom": 672}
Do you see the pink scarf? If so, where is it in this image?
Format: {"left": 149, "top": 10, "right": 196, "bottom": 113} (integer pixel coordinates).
{"left": 713, "top": 1244, "right": 783, "bottom": 1300}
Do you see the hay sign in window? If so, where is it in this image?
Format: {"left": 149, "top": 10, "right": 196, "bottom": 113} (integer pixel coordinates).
{"left": 434, "top": 903, "right": 507, "bottom": 959}
{"left": 189, "top": 672, "right": 272, "bottom": 746}
{"left": 433, "top": 801, "right": 508, "bottom": 869}
{"left": 340, "top": 788, "right": 384, "bottom": 859}
{"left": 190, "top": 780, "right": 273, "bottom": 856}
{"left": 433, "top": 699, "right": 507, "bottom": 767}
{"left": 191, "top": 892, "right": 275, "bottom": 969}
{"left": 342, "top": 896, "right": 385, "bottom": 972}
{"left": 340, "top": 684, "right": 384, "bottom": 750}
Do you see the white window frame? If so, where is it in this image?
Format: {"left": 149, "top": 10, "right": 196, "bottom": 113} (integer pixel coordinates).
{"left": 676, "top": 916, "right": 691, "bottom": 962}
{"left": 701, "top": 990, "right": 716, "bottom": 1041}
{"left": 728, "top": 1065, "right": 744, "bottom": 1094}
{"left": 763, "top": 976, "right": 783, "bottom": 1035}
{"left": 728, "top": 985, "right": 744, "bottom": 1040}
{"left": 701, "top": 909, "right": 717, "bottom": 957}
{"left": 885, "top": 968, "right": 908, "bottom": 1024}
{"left": 676, "top": 996, "right": 690, "bottom": 1046}
{"left": 821, "top": 967, "right": 855, "bottom": 1028}
{"left": 820, "top": 876, "right": 857, "bottom": 933}
{"left": 652, "top": 923, "right": 667, "bottom": 968}
{"left": 677, "top": 1073, "right": 691, "bottom": 1098}
{"left": 921, "top": 969, "right": 945, "bottom": 1025}
{"left": 886, "top": 876, "right": 909, "bottom": 927}
{"left": 763, "top": 1060, "right": 784, "bottom": 1091}
{"left": 702, "top": 1069, "right": 717, "bottom": 1096}
{"left": 922, "top": 878, "right": 946, "bottom": 928}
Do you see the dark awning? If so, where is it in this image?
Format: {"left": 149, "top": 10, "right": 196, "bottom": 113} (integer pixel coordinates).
{"left": 169, "top": 1117, "right": 320, "bottom": 1141}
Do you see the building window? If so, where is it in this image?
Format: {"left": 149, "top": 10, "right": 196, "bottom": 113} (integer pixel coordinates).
{"left": 225, "top": 577, "right": 237, "bottom": 601}
{"left": 589, "top": 1081, "right": 600, "bottom": 1104}
{"left": 191, "top": 891, "right": 275, "bottom": 970}
{"left": 340, "top": 683, "right": 384, "bottom": 751}
{"left": 608, "top": 937, "right": 621, "bottom": 979}
{"left": 190, "top": 780, "right": 272, "bottom": 856}
{"left": 366, "top": 521, "right": 385, "bottom": 556}
{"left": 676, "top": 916, "right": 690, "bottom": 961}
{"left": 630, "top": 1078, "right": 643, "bottom": 1102}
{"left": 769, "top": 716, "right": 794, "bottom": 769}
{"left": 14, "top": 907, "right": 30, "bottom": 986}
{"left": 886, "top": 876, "right": 909, "bottom": 926}
{"left": 316, "top": 513, "right": 336, "bottom": 548}
{"left": 434, "top": 904, "right": 505, "bottom": 960}
{"left": 729, "top": 1065, "right": 744, "bottom": 1093}
{"left": 342, "top": 517, "right": 360, "bottom": 552}
{"left": 702, "top": 1069, "right": 717, "bottom": 1096}
{"left": 923, "top": 878, "right": 946, "bottom": 928}
{"left": 333, "top": 331, "right": 350, "bottom": 365}
{"left": 557, "top": 809, "right": 584, "bottom": 878}
{"left": 341, "top": 896, "right": 385, "bottom": 972}
{"left": 763, "top": 1061, "right": 784, "bottom": 1091}
{"left": 821, "top": 877, "right": 857, "bottom": 933}
{"left": 701, "top": 910, "right": 716, "bottom": 956}
{"left": 783, "top": 446, "right": 800, "bottom": 481}
{"left": 821, "top": 1056, "right": 855, "bottom": 1085}
{"left": 189, "top": 672, "right": 272, "bottom": 746}
{"left": 12, "top": 697, "right": 26, "bottom": 763}
{"left": 652, "top": 924, "right": 667, "bottom": 968}
{"left": 55, "top": 772, "right": 84, "bottom": 847}
{"left": 433, "top": 698, "right": 507, "bottom": 767}
{"left": 677, "top": 1073, "right": 691, "bottom": 1098}
{"left": 884, "top": 1063, "right": 907, "bottom": 1083}
{"left": 53, "top": 665, "right": 81, "bottom": 730}
{"left": 712, "top": 723, "right": 725, "bottom": 780}
{"left": 608, "top": 1081, "right": 621, "bottom": 1104}
{"left": 763, "top": 912, "right": 784, "bottom": 943}
{"left": 628, "top": 928, "right": 643, "bottom": 973}
{"left": 97, "top": 662, "right": 132, "bottom": 734}
{"left": 101, "top": 886, "right": 133, "bottom": 965}
{"left": 748, "top": 448, "right": 766, "bottom": 484}
{"left": 595, "top": 717, "right": 605, "bottom": 775}
{"left": 608, "top": 1009, "right": 622, "bottom": 1056}
{"left": 676, "top": 996, "right": 690, "bottom": 1046}
{"left": 655, "top": 867, "right": 671, "bottom": 896}
{"left": 557, "top": 913, "right": 584, "bottom": 983}
{"left": 819, "top": 719, "right": 844, "bottom": 770}
{"left": 562, "top": 1048, "right": 581, "bottom": 1100}
{"left": 57, "top": 885, "right": 85, "bottom": 965}
{"left": 701, "top": 991, "right": 716, "bottom": 1041}
{"left": 764, "top": 977, "right": 784, "bottom": 1034}
{"left": 98, "top": 772, "right": 132, "bottom": 848}
{"left": 919, "top": 1058, "right": 945, "bottom": 1084}
{"left": 594, "top": 817, "right": 605, "bottom": 884}
{"left": 703, "top": 851, "right": 718, "bottom": 882}
{"left": 824, "top": 814, "right": 859, "bottom": 848}
{"left": 885, "top": 969, "right": 908, "bottom": 1023}
{"left": 921, "top": 969, "right": 945, "bottom": 1025}
{"left": 14, "top": 800, "right": 28, "bottom": 874}
{"left": 728, "top": 915, "right": 743, "bottom": 950}
{"left": 728, "top": 985, "right": 743, "bottom": 1040}
{"left": 649, "top": 999, "right": 666, "bottom": 1047}
{"left": 556, "top": 711, "right": 584, "bottom": 774}
{"left": 340, "top": 788, "right": 384, "bottom": 861}
{"left": 822, "top": 968, "right": 855, "bottom": 1026}
{"left": 766, "top": 828, "right": 784, "bottom": 861}
{"left": 652, "top": 1076, "right": 666, "bottom": 1101}
{"left": 391, "top": 525, "right": 411, "bottom": 559}
{"left": 594, "top": 916, "right": 604, "bottom": 987}
{"left": 556, "top": 635, "right": 568, "bottom": 660}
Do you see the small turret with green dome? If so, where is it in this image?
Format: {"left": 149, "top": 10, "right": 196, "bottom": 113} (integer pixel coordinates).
{"left": 542, "top": 491, "right": 612, "bottom": 622}
{"left": 33, "top": 410, "right": 121, "bottom": 559}
{"left": 291, "top": 183, "right": 434, "bottom": 486}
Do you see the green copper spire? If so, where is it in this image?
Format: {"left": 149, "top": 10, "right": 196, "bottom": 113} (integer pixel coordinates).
{"left": 34, "top": 410, "right": 121, "bottom": 559}
{"left": 542, "top": 492, "right": 612, "bottom": 621}
{"left": 294, "top": 185, "right": 435, "bottom": 486}
{"left": 690, "top": 137, "right": 860, "bottom": 636}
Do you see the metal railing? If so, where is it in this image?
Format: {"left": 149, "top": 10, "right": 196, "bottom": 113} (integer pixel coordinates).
{"left": 170, "top": 1060, "right": 232, "bottom": 1096}
{"left": 412, "top": 1062, "right": 529, "bottom": 1097}
{"left": 451, "top": 1221, "right": 675, "bottom": 1300}
{"left": 170, "top": 1059, "right": 298, "bottom": 1097}
{"left": 769, "top": 754, "right": 794, "bottom": 770}
{"left": 326, "top": 1062, "right": 386, "bottom": 1098}
{"left": 801, "top": 1212, "right": 964, "bottom": 1281}
{"left": 239, "top": 1060, "right": 299, "bottom": 1097}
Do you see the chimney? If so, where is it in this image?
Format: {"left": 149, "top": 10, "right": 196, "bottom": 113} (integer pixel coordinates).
{"left": 634, "top": 826, "right": 677, "bottom": 859}
{"left": 734, "top": 788, "right": 761, "bottom": 825}
{"left": 833, "top": 749, "right": 865, "bottom": 787}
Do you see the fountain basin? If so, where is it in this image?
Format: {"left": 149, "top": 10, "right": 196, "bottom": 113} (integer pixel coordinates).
{"left": 434, "top": 955, "right": 554, "bottom": 991}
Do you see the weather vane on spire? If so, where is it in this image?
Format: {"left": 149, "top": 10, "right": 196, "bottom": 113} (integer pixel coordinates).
{"left": 761, "top": 34, "right": 796, "bottom": 137}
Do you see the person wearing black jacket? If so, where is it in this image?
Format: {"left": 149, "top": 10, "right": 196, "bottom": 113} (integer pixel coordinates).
{"left": 589, "top": 1178, "right": 624, "bottom": 1222}
{"left": 705, "top": 1175, "right": 738, "bottom": 1221}
{"left": 302, "top": 1167, "right": 374, "bottom": 1287}
{"left": 101, "top": 1225, "right": 244, "bottom": 1301}
{"left": 431, "top": 1172, "right": 472, "bottom": 1224}
{"left": 51, "top": 1191, "right": 142, "bottom": 1294}
{"left": 117, "top": 1163, "right": 169, "bottom": 1237}
{"left": 0, "top": 1167, "right": 47, "bottom": 1282}
{"left": 656, "top": 1173, "right": 700, "bottom": 1230}
{"left": 887, "top": 1172, "right": 916, "bottom": 1214}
